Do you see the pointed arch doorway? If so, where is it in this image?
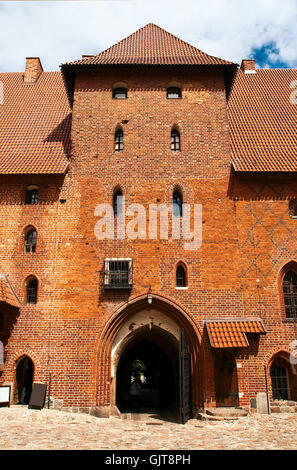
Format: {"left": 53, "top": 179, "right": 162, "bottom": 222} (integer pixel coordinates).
{"left": 97, "top": 295, "right": 202, "bottom": 424}
{"left": 15, "top": 356, "right": 34, "bottom": 404}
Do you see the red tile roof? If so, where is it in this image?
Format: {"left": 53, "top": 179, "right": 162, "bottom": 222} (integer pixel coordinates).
{"left": 229, "top": 68, "right": 297, "bottom": 172}
{"left": 205, "top": 319, "right": 266, "bottom": 348}
{"left": 64, "top": 23, "right": 235, "bottom": 67}
{"left": 0, "top": 71, "right": 70, "bottom": 174}
{"left": 0, "top": 275, "right": 21, "bottom": 308}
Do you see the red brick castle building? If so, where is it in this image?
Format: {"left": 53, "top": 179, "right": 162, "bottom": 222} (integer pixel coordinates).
{"left": 0, "top": 24, "right": 296, "bottom": 422}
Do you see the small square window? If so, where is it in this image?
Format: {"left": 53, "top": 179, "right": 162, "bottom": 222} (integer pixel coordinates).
{"left": 167, "top": 87, "right": 182, "bottom": 99}
{"left": 113, "top": 88, "right": 127, "bottom": 99}
{"left": 25, "top": 188, "right": 38, "bottom": 205}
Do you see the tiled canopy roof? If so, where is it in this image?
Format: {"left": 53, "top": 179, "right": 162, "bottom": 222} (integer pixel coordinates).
{"left": 64, "top": 23, "right": 235, "bottom": 67}
{"left": 0, "top": 275, "right": 21, "bottom": 308}
{"left": 229, "top": 68, "right": 297, "bottom": 172}
{"left": 205, "top": 319, "right": 266, "bottom": 349}
{"left": 0, "top": 72, "right": 70, "bottom": 174}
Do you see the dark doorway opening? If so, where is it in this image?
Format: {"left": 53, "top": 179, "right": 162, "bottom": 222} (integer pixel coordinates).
{"left": 270, "top": 356, "right": 293, "bottom": 400}
{"left": 214, "top": 351, "right": 239, "bottom": 407}
{"left": 15, "top": 356, "right": 34, "bottom": 405}
{"left": 116, "top": 327, "right": 179, "bottom": 419}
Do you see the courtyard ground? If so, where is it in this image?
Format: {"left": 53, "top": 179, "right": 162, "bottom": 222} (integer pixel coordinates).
{"left": 0, "top": 405, "right": 296, "bottom": 451}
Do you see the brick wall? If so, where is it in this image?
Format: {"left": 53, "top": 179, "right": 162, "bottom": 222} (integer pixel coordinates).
{"left": 0, "top": 65, "right": 296, "bottom": 413}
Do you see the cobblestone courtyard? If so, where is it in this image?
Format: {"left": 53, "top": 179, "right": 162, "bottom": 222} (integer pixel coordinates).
{"left": 0, "top": 406, "right": 296, "bottom": 450}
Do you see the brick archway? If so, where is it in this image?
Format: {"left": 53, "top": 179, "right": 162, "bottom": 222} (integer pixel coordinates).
{"left": 95, "top": 294, "right": 203, "bottom": 416}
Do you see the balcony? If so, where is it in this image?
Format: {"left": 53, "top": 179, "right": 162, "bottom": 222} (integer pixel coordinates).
{"left": 103, "top": 259, "right": 133, "bottom": 290}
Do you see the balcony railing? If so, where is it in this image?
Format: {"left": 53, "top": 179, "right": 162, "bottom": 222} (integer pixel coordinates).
{"left": 103, "top": 259, "right": 133, "bottom": 290}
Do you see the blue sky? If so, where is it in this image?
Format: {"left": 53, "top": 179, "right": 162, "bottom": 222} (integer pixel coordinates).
{"left": 0, "top": 0, "right": 296, "bottom": 72}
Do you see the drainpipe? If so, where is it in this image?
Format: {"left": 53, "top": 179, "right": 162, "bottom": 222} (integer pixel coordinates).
{"left": 264, "top": 366, "right": 271, "bottom": 415}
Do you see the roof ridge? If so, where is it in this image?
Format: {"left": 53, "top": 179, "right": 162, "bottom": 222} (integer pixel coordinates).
{"left": 62, "top": 23, "right": 235, "bottom": 67}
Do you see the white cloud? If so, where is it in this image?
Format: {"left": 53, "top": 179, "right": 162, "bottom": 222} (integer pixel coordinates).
{"left": 0, "top": 0, "right": 296, "bottom": 72}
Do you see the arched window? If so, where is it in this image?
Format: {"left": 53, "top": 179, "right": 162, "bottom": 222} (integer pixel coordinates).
{"left": 113, "top": 189, "right": 123, "bottom": 217}
{"left": 25, "top": 186, "right": 38, "bottom": 205}
{"left": 173, "top": 189, "right": 183, "bottom": 217}
{"left": 24, "top": 228, "right": 37, "bottom": 253}
{"left": 289, "top": 199, "right": 297, "bottom": 218}
{"left": 113, "top": 87, "right": 127, "bottom": 99}
{"left": 270, "top": 357, "right": 290, "bottom": 400}
{"left": 167, "top": 87, "right": 182, "bottom": 99}
{"left": 115, "top": 128, "right": 124, "bottom": 152}
{"left": 171, "top": 128, "right": 180, "bottom": 152}
{"left": 176, "top": 264, "right": 187, "bottom": 288}
{"left": 282, "top": 270, "right": 297, "bottom": 319}
{"left": 26, "top": 276, "right": 38, "bottom": 304}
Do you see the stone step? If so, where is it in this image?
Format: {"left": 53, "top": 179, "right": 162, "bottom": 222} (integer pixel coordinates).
{"left": 205, "top": 407, "right": 248, "bottom": 418}
{"left": 271, "top": 406, "right": 297, "bottom": 413}
{"left": 197, "top": 412, "right": 241, "bottom": 422}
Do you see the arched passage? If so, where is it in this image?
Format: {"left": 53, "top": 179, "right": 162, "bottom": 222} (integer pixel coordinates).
{"left": 15, "top": 356, "right": 34, "bottom": 404}
{"left": 116, "top": 325, "right": 179, "bottom": 416}
{"left": 96, "top": 294, "right": 202, "bottom": 422}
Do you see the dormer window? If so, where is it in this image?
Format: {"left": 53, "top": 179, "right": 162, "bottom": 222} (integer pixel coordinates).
{"left": 167, "top": 87, "right": 181, "bottom": 99}
{"left": 25, "top": 186, "right": 38, "bottom": 205}
{"left": 113, "top": 87, "right": 127, "bottom": 99}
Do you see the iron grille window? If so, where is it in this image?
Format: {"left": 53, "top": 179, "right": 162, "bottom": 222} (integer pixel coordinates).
{"left": 26, "top": 277, "right": 38, "bottom": 304}
{"left": 167, "top": 87, "right": 181, "bottom": 99}
{"left": 25, "top": 189, "right": 38, "bottom": 205}
{"left": 176, "top": 265, "right": 187, "bottom": 287}
{"left": 270, "top": 365, "right": 289, "bottom": 400}
{"left": 104, "top": 259, "right": 133, "bottom": 289}
{"left": 171, "top": 129, "right": 180, "bottom": 151}
{"left": 115, "top": 129, "right": 124, "bottom": 152}
{"left": 113, "top": 87, "right": 127, "bottom": 99}
{"left": 283, "top": 270, "right": 297, "bottom": 319}
{"left": 25, "top": 229, "right": 37, "bottom": 253}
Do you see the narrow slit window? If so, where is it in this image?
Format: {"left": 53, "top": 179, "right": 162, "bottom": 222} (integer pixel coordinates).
{"left": 26, "top": 277, "right": 38, "bottom": 304}
{"left": 173, "top": 190, "right": 183, "bottom": 217}
{"left": 171, "top": 129, "right": 180, "bottom": 152}
{"left": 25, "top": 229, "right": 37, "bottom": 253}
{"left": 113, "top": 190, "right": 123, "bottom": 217}
{"left": 176, "top": 264, "right": 187, "bottom": 287}
{"left": 115, "top": 129, "right": 124, "bottom": 152}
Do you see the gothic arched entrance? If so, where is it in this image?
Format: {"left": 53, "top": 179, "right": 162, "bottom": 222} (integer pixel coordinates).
{"left": 96, "top": 294, "right": 202, "bottom": 423}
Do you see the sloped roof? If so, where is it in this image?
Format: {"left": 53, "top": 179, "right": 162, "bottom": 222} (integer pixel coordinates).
{"left": 205, "top": 319, "right": 266, "bottom": 349}
{"left": 0, "top": 275, "right": 21, "bottom": 308}
{"left": 229, "top": 68, "right": 297, "bottom": 172}
{"left": 0, "top": 71, "right": 71, "bottom": 174}
{"left": 64, "top": 23, "right": 235, "bottom": 67}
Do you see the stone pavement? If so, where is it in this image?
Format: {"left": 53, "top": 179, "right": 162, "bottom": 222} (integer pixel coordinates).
{"left": 0, "top": 406, "right": 296, "bottom": 450}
